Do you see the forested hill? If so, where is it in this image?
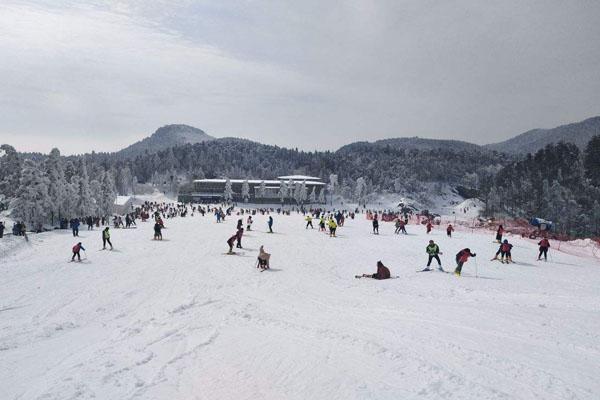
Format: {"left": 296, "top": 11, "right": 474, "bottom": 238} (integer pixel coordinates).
{"left": 485, "top": 116, "right": 600, "bottom": 154}
{"left": 338, "top": 137, "right": 485, "bottom": 153}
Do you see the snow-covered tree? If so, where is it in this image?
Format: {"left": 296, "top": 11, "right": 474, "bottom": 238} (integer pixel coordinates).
{"left": 241, "top": 179, "right": 250, "bottom": 202}
{"left": 11, "top": 159, "right": 51, "bottom": 231}
{"left": 223, "top": 178, "right": 233, "bottom": 203}
{"left": 258, "top": 180, "right": 267, "bottom": 199}
{"left": 277, "top": 179, "right": 287, "bottom": 204}
{"left": 0, "top": 144, "right": 22, "bottom": 200}
{"left": 90, "top": 179, "right": 102, "bottom": 215}
{"left": 99, "top": 172, "right": 117, "bottom": 217}
{"left": 309, "top": 186, "right": 316, "bottom": 203}
{"left": 318, "top": 188, "right": 325, "bottom": 203}
{"left": 44, "top": 148, "right": 67, "bottom": 224}
{"left": 300, "top": 180, "right": 308, "bottom": 204}
{"left": 355, "top": 177, "right": 367, "bottom": 205}
{"left": 76, "top": 159, "right": 94, "bottom": 216}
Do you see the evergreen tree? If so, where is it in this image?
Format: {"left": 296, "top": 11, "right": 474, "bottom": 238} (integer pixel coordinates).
{"left": 44, "top": 148, "right": 67, "bottom": 224}
{"left": 309, "top": 187, "right": 316, "bottom": 203}
{"left": 76, "top": 159, "right": 94, "bottom": 216}
{"left": 223, "top": 178, "right": 233, "bottom": 203}
{"left": 11, "top": 159, "right": 51, "bottom": 231}
{"left": 258, "top": 180, "right": 267, "bottom": 199}
{"left": 99, "top": 172, "right": 117, "bottom": 218}
{"left": 584, "top": 135, "right": 600, "bottom": 186}
{"left": 241, "top": 179, "right": 250, "bottom": 202}
{"left": 0, "top": 144, "right": 22, "bottom": 199}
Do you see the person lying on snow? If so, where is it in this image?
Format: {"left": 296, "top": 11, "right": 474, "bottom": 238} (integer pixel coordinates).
{"left": 358, "top": 261, "right": 391, "bottom": 279}
{"left": 257, "top": 245, "right": 271, "bottom": 270}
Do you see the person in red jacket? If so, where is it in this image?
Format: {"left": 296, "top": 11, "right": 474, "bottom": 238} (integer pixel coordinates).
{"left": 499, "top": 239, "right": 513, "bottom": 263}
{"left": 71, "top": 242, "right": 85, "bottom": 262}
{"left": 446, "top": 224, "right": 454, "bottom": 237}
{"left": 538, "top": 237, "right": 550, "bottom": 261}
{"left": 358, "top": 261, "right": 391, "bottom": 280}
{"left": 454, "top": 248, "right": 476, "bottom": 276}
{"left": 426, "top": 221, "right": 433, "bottom": 234}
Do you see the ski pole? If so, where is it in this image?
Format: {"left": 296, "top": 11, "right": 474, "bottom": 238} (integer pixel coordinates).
{"left": 83, "top": 250, "right": 87, "bottom": 260}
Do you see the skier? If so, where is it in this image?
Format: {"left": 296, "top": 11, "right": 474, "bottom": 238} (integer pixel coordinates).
{"left": 398, "top": 219, "right": 407, "bottom": 234}
{"left": 257, "top": 245, "right": 271, "bottom": 269}
{"left": 500, "top": 239, "right": 513, "bottom": 263}
{"left": 446, "top": 224, "right": 454, "bottom": 237}
{"left": 328, "top": 217, "right": 337, "bottom": 237}
{"left": 267, "top": 215, "right": 274, "bottom": 233}
{"left": 102, "top": 227, "right": 113, "bottom": 250}
{"left": 246, "top": 216, "right": 253, "bottom": 231}
{"left": 538, "top": 237, "right": 550, "bottom": 261}
{"left": 237, "top": 219, "right": 243, "bottom": 230}
{"left": 319, "top": 215, "right": 326, "bottom": 232}
{"left": 153, "top": 222, "right": 163, "bottom": 240}
{"left": 71, "top": 242, "right": 85, "bottom": 262}
{"left": 226, "top": 233, "right": 238, "bottom": 254}
{"left": 424, "top": 240, "right": 443, "bottom": 271}
{"left": 372, "top": 216, "right": 379, "bottom": 235}
{"left": 0, "top": 221, "right": 4, "bottom": 238}
{"left": 496, "top": 225, "right": 504, "bottom": 243}
{"left": 71, "top": 218, "right": 80, "bottom": 237}
{"left": 394, "top": 219, "right": 402, "bottom": 234}
{"left": 358, "top": 261, "right": 391, "bottom": 280}
{"left": 305, "top": 215, "right": 314, "bottom": 229}
{"left": 426, "top": 220, "right": 433, "bottom": 234}
{"left": 236, "top": 227, "right": 244, "bottom": 249}
{"left": 454, "top": 248, "right": 476, "bottom": 276}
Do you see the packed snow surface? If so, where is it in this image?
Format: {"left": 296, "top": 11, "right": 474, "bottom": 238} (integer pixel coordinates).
{"left": 1, "top": 213, "right": 599, "bottom": 399}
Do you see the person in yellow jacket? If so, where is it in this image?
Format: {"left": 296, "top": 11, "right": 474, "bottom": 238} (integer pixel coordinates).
{"left": 319, "top": 216, "right": 326, "bottom": 231}
{"left": 305, "top": 215, "right": 314, "bottom": 229}
{"left": 102, "top": 227, "right": 113, "bottom": 250}
{"left": 328, "top": 218, "right": 337, "bottom": 237}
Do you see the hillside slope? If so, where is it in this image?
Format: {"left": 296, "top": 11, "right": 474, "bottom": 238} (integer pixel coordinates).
{"left": 117, "top": 124, "right": 214, "bottom": 157}
{"left": 486, "top": 116, "right": 600, "bottom": 154}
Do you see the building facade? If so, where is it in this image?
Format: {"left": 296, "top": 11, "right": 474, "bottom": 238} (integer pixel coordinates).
{"left": 178, "top": 175, "right": 326, "bottom": 204}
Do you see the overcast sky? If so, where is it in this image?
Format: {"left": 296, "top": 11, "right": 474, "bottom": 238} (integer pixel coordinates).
{"left": 1, "top": 1, "right": 599, "bottom": 155}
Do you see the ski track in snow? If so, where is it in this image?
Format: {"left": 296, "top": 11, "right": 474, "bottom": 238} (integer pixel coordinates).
{"left": 1, "top": 214, "right": 599, "bottom": 399}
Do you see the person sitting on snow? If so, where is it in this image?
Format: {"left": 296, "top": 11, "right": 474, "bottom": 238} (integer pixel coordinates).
{"left": 359, "top": 261, "right": 391, "bottom": 280}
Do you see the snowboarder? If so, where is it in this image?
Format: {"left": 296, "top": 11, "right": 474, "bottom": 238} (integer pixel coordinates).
{"left": 226, "top": 233, "right": 238, "bottom": 254}
{"left": 246, "top": 216, "right": 253, "bottom": 231}
{"left": 305, "top": 215, "right": 314, "bottom": 229}
{"left": 358, "top": 261, "right": 391, "bottom": 280}
{"left": 495, "top": 225, "right": 504, "bottom": 243}
{"left": 372, "top": 217, "right": 379, "bottom": 234}
{"left": 446, "top": 224, "right": 454, "bottom": 237}
{"left": 257, "top": 245, "right": 271, "bottom": 269}
{"left": 153, "top": 222, "right": 163, "bottom": 240}
{"left": 424, "top": 240, "right": 443, "bottom": 271}
{"left": 267, "top": 215, "right": 274, "bottom": 233}
{"left": 454, "top": 248, "right": 476, "bottom": 276}
{"left": 71, "top": 242, "right": 85, "bottom": 262}
{"left": 538, "top": 237, "right": 550, "bottom": 261}
{"left": 102, "top": 227, "right": 113, "bottom": 250}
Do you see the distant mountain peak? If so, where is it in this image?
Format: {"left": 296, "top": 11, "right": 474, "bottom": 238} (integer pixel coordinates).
{"left": 485, "top": 116, "right": 600, "bottom": 154}
{"left": 117, "top": 124, "right": 215, "bottom": 157}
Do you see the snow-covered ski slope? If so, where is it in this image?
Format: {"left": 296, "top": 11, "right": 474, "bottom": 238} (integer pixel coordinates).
{"left": 1, "top": 213, "right": 599, "bottom": 399}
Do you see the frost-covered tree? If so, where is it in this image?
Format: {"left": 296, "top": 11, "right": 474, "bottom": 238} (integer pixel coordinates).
{"left": 76, "top": 159, "right": 94, "bottom": 216}
{"left": 318, "top": 188, "right": 325, "bottom": 203}
{"left": 355, "top": 177, "right": 367, "bottom": 205}
{"left": 241, "top": 179, "right": 250, "bottom": 202}
{"left": 223, "top": 178, "right": 233, "bottom": 203}
{"left": 309, "top": 187, "right": 316, "bottom": 203}
{"left": 44, "top": 148, "right": 67, "bottom": 224}
{"left": 11, "top": 159, "right": 51, "bottom": 231}
{"left": 99, "top": 172, "right": 117, "bottom": 217}
{"left": 300, "top": 180, "right": 308, "bottom": 204}
{"left": 258, "top": 180, "right": 267, "bottom": 199}
{"left": 90, "top": 179, "right": 102, "bottom": 215}
{"left": 0, "top": 144, "right": 22, "bottom": 200}
{"left": 277, "top": 179, "right": 287, "bottom": 204}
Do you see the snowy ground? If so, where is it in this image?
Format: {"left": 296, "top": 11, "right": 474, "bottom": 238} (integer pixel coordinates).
{"left": 1, "top": 212, "right": 599, "bottom": 399}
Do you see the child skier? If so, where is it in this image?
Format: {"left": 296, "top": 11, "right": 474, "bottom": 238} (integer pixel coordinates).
{"left": 246, "top": 216, "right": 253, "bottom": 231}
{"left": 446, "top": 224, "right": 454, "bottom": 237}
{"left": 454, "top": 248, "right": 476, "bottom": 276}
{"left": 153, "top": 222, "right": 163, "bottom": 240}
{"left": 227, "top": 233, "right": 238, "bottom": 254}
{"left": 372, "top": 217, "right": 379, "bottom": 234}
{"left": 319, "top": 216, "right": 326, "bottom": 232}
{"left": 497, "top": 239, "right": 513, "bottom": 263}
{"left": 426, "top": 220, "right": 433, "bottom": 234}
{"left": 538, "top": 237, "right": 550, "bottom": 261}
{"left": 305, "top": 215, "right": 314, "bottom": 229}
{"left": 267, "top": 216, "right": 274, "bottom": 233}
{"left": 257, "top": 245, "right": 271, "bottom": 270}
{"left": 328, "top": 218, "right": 337, "bottom": 237}
{"left": 236, "top": 227, "right": 244, "bottom": 249}
{"left": 424, "top": 240, "right": 443, "bottom": 271}
{"left": 102, "top": 227, "right": 113, "bottom": 250}
{"left": 71, "top": 242, "right": 85, "bottom": 262}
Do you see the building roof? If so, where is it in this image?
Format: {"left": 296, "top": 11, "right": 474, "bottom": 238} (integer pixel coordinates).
{"left": 277, "top": 175, "right": 322, "bottom": 181}
{"left": 193, "top": 179, "right": 325, "bottom": 186}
